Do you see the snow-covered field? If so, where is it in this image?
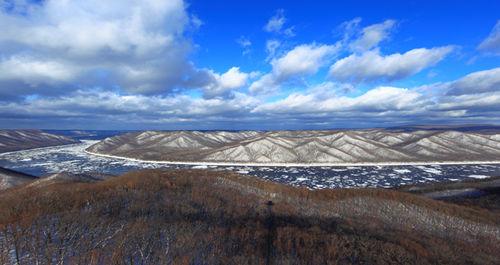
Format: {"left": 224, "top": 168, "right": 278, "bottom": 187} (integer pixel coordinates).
{"left": 1, "top": 141, "right": 500, "bottom": 189}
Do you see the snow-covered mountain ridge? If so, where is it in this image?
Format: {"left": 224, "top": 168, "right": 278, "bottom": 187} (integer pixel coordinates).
{"left": 86, "top": 130, "right": 500, "bottom": 164}
{"left": 0, "top": 130, "right": 78, "bottom": 153}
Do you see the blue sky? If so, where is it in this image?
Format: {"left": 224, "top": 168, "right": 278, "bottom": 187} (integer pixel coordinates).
{"left": 191, "top": 0, "right": 499, "bottom": 86}
{"left": 0, "top": 0, "right": 499, "bottom": 130}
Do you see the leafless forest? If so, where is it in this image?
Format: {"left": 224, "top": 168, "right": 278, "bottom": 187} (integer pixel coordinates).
{"left": 0, "top": 169, "right": 498, "bottom": 264}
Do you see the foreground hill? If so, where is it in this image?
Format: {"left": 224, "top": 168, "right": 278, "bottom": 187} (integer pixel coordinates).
{"left": 0, "top": 129, "right": 78, "bottom": 153}
{"left": 0, "top": 169, "right": 498, "bottom": 264}
{"left": 0, "top": 167, "right": 37, "bottom": 190}
{"left": 86, "top": 130, "right": 500, "bottom": 164}
{"left": 0, "top": 167, "right": 114, "bottom": 190}
{"left": 398, "top": 176, "right": 500, "bottom": 213}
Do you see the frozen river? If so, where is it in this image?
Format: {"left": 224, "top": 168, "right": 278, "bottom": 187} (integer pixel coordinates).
{"left": 1, "top": 140, "right": 500, "bottom": 189}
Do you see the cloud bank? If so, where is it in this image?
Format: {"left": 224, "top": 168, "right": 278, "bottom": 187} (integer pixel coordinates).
{"left": 0, "top": 2, "right": 498, "bottom": 129}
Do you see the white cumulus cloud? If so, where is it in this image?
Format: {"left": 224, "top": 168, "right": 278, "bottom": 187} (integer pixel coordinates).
{"left": 236, "top": 36, "right": 252, "bottom": 55}
{"left": 263, "top": 9, "right": 295, "bottom": 37}
{"left": 329, "top": 46, "right": 454, "bottom": 82}
{"left": 350, "top": 19, "right": 396, "bottom": 52}
{"left": 202, "top": 67, "right": 251, "bottom": 99}
{"left": 0, "top": 56, "right": 80, "bottom": 85}
{"left": 254, "top": 86, "right": 426, "bottom": 114}
{"left": 250, "top": 43, "right": 339, "bottom": 93}
{"left": 0, "top": 0, "right": 210, "bottom": 95}
{"left": 265, "top": 39, "right": 281, "bottom": 60}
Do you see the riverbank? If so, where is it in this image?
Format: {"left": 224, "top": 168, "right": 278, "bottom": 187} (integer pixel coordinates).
{"left": 85, "top": 149, "right": 500, "bottom": 168}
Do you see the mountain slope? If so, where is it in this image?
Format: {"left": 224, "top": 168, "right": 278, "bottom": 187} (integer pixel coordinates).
{"left": 0, "top": 130, "right": 79, "bottom": 153}
{"left": 86, "top": 130, "right": 500, "bottom": 164}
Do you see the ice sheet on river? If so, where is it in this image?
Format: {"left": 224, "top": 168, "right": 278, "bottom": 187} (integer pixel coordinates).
{"left": 1, "top": 141, "right": 500, "bottom": 189}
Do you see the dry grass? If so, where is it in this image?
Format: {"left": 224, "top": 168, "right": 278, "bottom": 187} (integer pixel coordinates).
{"left": 0, "top": 169, "right": 499, "bottom": 264}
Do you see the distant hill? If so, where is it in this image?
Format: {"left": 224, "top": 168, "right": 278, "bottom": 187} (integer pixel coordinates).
{"left": 0, "top": 129, "right": 79, "bottom": 153}
{"left": 0, "top": 169, "right": 498, "bottom": 264}
{"left": 42, "top": 129, "right": 132, "bottom": 140}
{"left": 87, "top": 130, "right": 500, "bottom": 164}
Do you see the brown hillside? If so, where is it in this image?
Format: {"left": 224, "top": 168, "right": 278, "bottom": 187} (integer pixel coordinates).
{"left": 0, "top": 169, "right": 499, "bottom": 264}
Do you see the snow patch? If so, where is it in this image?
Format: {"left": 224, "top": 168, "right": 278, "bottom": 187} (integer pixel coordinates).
{"left": 468, "top": 175, "right": 490, "bottom": 179}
